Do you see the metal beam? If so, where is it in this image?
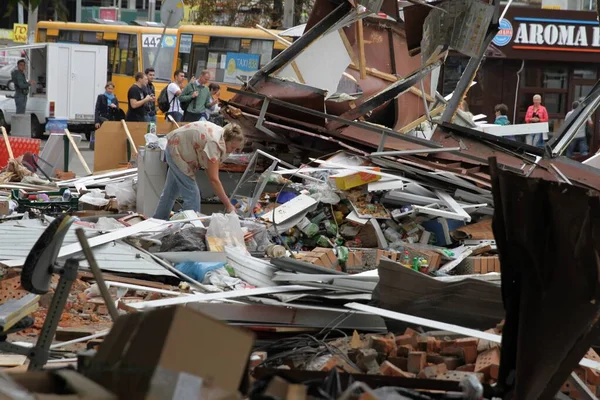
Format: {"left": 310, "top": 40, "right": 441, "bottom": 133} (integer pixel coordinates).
{"left": 228, "top": 88, "right": 444, "bottom": 149}
{"left": 248, "top": 1, "right": 353, "bottom": 87}
{"left": 371, "top": 147, "right": 461, "bottom": 157}
{"left": 440, "top": 9, "right": 500, "bottom": 124}
{"left": 334, "top": 59, "right": 443, "bottom": 123}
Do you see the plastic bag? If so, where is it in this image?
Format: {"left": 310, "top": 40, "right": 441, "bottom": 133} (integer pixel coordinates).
{"left": 206, "top": 213, "right": 247, "bottom": 253}
{"left": 105, "top": 179, "right": 136, "bottom": 211}
{"left": 144, "top": 133, "right": 167, "bottom": 150}
{"left": 307, "top": 183, "right": 340, "bottom": 204}
{"left": 79, "top": 189, "right": 109, "bottom": 207}
{"left": 174, "top": 261, "right": 225, "bottom": 282}
{"left": 240, "top": 219, "right": 271, "bottom": 252}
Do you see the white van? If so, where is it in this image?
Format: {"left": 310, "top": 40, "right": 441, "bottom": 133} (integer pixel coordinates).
{"left": 0, "top": 42, "right": 107, "bottom": 139}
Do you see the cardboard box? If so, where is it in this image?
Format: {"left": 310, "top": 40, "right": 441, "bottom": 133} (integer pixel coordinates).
{"left": 85, "top": 306, "right": 254, "bottom": 400}
{"left": 0, "top": 370, "right": 116, "bottom": 399}
{"left": 330, "top": 168, "right": 381, "bottom": 190}
{"left": 0, "top": 200, "right": 10, "bottom": 216}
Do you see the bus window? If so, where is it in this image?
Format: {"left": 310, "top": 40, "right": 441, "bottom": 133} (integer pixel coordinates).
{"left": 81, "top": 31, "right": 102, "bottom": 45}
{"left": 58, "top": 30, "right": 80, "bottom": 43}
{"left": 177, "top": 34, "right": 193, "bottom": 76}
{"left": 37, "top": 29, "right": 47, "bottom": 42}
{"left": 142, "top": 33, "right": 177, "bottom": 81}
{"left": 248, "top": 39, "right": 273, "bottom": 67}
{"left": 114, "top": 33, "right": 137, "bottom": 76}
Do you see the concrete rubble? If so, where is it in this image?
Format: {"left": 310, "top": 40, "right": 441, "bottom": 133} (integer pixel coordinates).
{"left": 2, "top": 0, "right": 600, "bottom": 398}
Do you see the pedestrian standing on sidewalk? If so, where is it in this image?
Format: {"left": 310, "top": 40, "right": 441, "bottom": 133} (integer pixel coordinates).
{"left": 525, "top": 94, "right": 549, "bottom": 146}
{"left": 144, "top": 67, "right": 157, "bottom": 122}
{"left": 94, "top": 81, "right": 122, "bottom": 129}
{"left": 179, "top": 70, "right": 218, "bottom": 122}
{"left": 126, "top": 72, "right": 153, "bottom": 122}
{"left": 494, "top": 103, "right": 514, "bottom": 141}
{"left": 166, "top": 69, "right": 185, "bottom": 123}
{"left": 565, "top": 101, "right": 592, "bottom": 158}
{"left": 153, "top": 121, "right": 244, "bottom": 219}
{"left": 11, "top": 59, "right": 35, "bottom": 115}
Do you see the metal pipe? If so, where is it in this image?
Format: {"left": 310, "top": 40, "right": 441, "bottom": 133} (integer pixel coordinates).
{"left": 371, "top": 147, "right": 461, "bottom": 157}
{"left": 75, "top": 229, "right": 120, "bottom": 322}
{"left": 513, "top": 59, "right": 525, "bottom": 125}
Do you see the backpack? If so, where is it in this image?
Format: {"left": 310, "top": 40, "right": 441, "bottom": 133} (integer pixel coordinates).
{"left": 179, "top": 82, "right": 198, "bottom": 112}
{"left": 157, "top": 85, "right": 172, "bottom": 113}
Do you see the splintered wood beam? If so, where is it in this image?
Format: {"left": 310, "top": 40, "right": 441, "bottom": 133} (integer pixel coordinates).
{"left": 356, "top": 19, "right": 367, "bottom": 80}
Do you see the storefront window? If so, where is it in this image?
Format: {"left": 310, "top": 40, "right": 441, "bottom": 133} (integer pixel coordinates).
{"left": 542, "top": 68, "right": 567, "bottom": 89}
{"left": 573, "top": 67, "right": 597, "bottom": 80}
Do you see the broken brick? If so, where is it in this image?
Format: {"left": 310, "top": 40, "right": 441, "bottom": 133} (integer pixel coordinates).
{"left": 443, "top": 356, "right": 463, "bottom": 371}
{"left": 475, "top": 348, "right": 501, "bottom": 379}
{"left": 407, "top": 352, "right": 426, "bottom": 374}
{"left": 395, "top": 334, "right": 418, "bottom": 348}
{"left": 404, "top": 328, "right": 419, "bottom": 337}
{"left": 356, "top": 348, "right": 379, "bottom": 374}
{"left": 440, "top": 346, "right": 465, "bottom": 360}
{"left": 456, "top": 364, "right": 476, "bottom": 372}
{"left": 436, "top": 370, "right": 484, "bottom": 383}
{"left": 83, "top": 303, "right": 97, "bottom": 313}
{"left": 387, "top": 357, "right": 408, "bottom": 371}
{"left": 397, "top": 345, "right": 413, "bottom": 358}
{"left": 96, "top": 305, "right": 108, "bottom": 315}
{"left": 380, "top": 361, "right": 416, "bottom": 378}
{"left": 455, "top": 338, "right": 479, "bottom": 364}
{"left": 418, "top": 363, "right": 448, "bottom": 379}
{"left": 426, "top": 354, "right": 445, "bottom": 365}
{"left": 370, "top": 335, "right": 397, "bottom": 357}
{"left": 490, "top": 364, "right": 499, "bottom": 380}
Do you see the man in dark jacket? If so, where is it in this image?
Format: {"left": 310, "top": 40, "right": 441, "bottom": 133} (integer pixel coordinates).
{"left": 11, "top": 59, "right": 35, "bottom": 114}
{"left": 144, "top": 67, "right": 156, "bottom": 122}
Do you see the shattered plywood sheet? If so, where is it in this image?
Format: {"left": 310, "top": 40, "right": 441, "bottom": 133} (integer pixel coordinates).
{"left": 275, "top": 30, "right": 352, "bottom": 98}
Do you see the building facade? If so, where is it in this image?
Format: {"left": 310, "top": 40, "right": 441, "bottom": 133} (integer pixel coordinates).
{"left": 440, "top": 6, "right": 600, "bottom": 150}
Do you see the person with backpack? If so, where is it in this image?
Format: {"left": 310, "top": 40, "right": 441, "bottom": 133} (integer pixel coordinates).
{"left": 158, "top": 69, "right": 185, "bottom": 122}
{"left": 178, "top": 70, "right": 218, "bottom": 122}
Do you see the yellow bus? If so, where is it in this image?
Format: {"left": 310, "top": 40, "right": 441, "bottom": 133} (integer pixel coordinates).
{"left": 172, "top": 25, "right": 288, "bottom": 101}
{"left": 36, "top": 21, "right": 177, "bottom": 114}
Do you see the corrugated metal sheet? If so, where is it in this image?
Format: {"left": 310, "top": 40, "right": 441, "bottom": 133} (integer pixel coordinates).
{"left": 0, "top": 219, "right": 174, "bottom": 277}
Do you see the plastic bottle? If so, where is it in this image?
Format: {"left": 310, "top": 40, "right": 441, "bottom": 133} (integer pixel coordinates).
{"left": 384, "top": 228, "right": 402, "bottom": 243}
{"left": 296, "top": 217, "right": 319, "bottom": 237}
{"left": 403, "top": 251, "right": 410, "bottom": 267}
{"left": 266, "top": 244, "right": 286, "bottom": 258}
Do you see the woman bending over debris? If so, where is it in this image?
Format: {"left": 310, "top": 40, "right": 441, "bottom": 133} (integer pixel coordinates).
{"left": 153, "top": 121, "right": 244, "bottom": 220}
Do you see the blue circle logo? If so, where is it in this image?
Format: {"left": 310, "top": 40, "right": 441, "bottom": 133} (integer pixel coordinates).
{"left": 493, "top": 19, "right": 513, "bottom": 47}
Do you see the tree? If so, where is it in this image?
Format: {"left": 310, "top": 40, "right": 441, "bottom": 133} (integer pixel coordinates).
{"left": 5, "top": 0, "right": 68, "bottom": 21}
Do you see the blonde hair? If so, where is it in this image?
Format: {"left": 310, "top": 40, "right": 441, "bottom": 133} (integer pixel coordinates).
{"left": 223, "top": 123, "right": 244, "bottom": 143}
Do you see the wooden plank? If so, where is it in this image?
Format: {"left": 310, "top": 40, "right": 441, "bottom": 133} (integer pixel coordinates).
{"left": 0, "top": 293, "right": 40, "bottom": 331}
{"left": 356, "top": 19, "right": 366, "bottom": 80}
{"left": 77, "top": 271, "right": 176, "bottom": 290}
{"left": 120, "top": 120, "right": 139, "bottom": 156}
{"left": 397, "top": 105, "right": 445, "bottom": 134}
{"left": 64, "top": 129, "right": 92, "bottom": 175}
{"left": 1, "top": 126, "right": 14, "bottom": 160}
{"left": 128, "top": 285, "right": 319, "bottom": 310}
{"left": 0, "top": 355, "right": 27, "bottom": 367}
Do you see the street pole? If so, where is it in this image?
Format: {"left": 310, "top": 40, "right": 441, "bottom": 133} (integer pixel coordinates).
{"left": 283, "top": 0, "right": 294, "bottom": 28}
{"left": 149, "top": 0, "right": 156, "bottom": 22}
{"left": 76, "top": 0, "right": 82, "bottom": 22}
{"left": 18, "top": 3, "right": 24, "bottom": 24}
{"left": 27, "top": 2, "right": 38, "bottom": 44}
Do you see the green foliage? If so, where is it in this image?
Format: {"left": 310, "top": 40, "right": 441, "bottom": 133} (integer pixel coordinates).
{"left": 5, "top": 0, "right": 68, "bottom": 21}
